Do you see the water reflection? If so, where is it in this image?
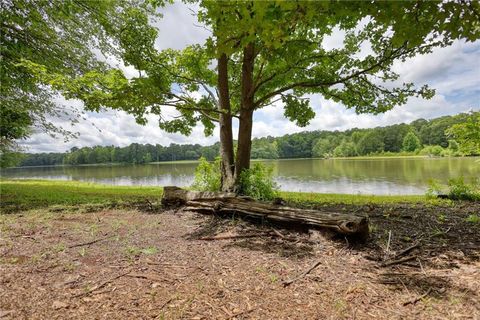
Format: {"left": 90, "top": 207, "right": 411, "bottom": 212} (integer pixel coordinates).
{"left": 2, "top": 157, "right": 478, "bottom": 195}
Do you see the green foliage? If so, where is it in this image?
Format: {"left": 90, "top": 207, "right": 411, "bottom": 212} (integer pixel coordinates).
{"left": 426, "top": 177, "right": 480, "bottom": 201}
{"left": 312, "top": 138, "right": 334, "bottom": 158}
{"left": 448, "top": 140, "right": 459, "bottom": 152}
{"left": 238, "top": 163, "right": 279, "bottom": 201}
{"left": 251, "top": 138, "right": 279, "bottom": 159}
{"left": 333, "top": 141, "right": 357, "bottom": 157}
{"left": 446, "top": 112, "right": 480, "bottom": 155}
{"left": 191, "top": 157, "right": 221, "bottom": 192}
{"left": 0, "top": 152, "right": 24, "bottom": 168}
{"left": 1, "top": 0, "right": 161, "bottom": 152}
{"left": 191, "top": 158, "right": 279, "bottom": 200}
{"left": 357, "top": 131, "right": 384, "bottom": 155}
{"left": 402, "top": 132, "right": 421, "bottom": 152}
{"left": 447, "top": 177, "right": 480, "bottom": 201}
{"left": 466, "top": 214, "right": 480, "bottom": 224}
{"left": 419, "top": 145, "right": 445, "bottom": 157}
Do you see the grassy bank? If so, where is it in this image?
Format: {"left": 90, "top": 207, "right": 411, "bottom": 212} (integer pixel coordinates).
{"left": 0, "top": 180, "right": 164, "bottom": 213}
{"left": 0, "top": 179, "right": 434, "bottom": 213}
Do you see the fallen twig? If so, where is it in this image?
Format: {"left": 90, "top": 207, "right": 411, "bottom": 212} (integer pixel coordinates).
{"left": 272, "top": 228, "right": 285, "bottom": 239}
{"left": 68, "top": 235, "right": 114, "bottom": 249}
{"left": 392, "top": 242, "right": 420, "bottom": 259}
{"left": 126, "top": 273, "right": 174, "bottom": 283}
{"left": 403, "top": 288, "right": 432, "bottom": 306}
{"left": 72, "top": 270, "right": 130, "bottom": 298}
{"left": 381, "top": 255, "right": 417, "bottom": 267}
{"left": 282, "top": 260, "right": 322, "bottom": 287}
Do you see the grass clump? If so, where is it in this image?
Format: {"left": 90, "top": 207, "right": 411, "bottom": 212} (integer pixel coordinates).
{"left": 426, "top": 177, "right": 479, "bottom": 201}
{"left": 466, "top": 214, "right": 480, "bottom": 224}
{"left": 447, "top": 177, "right": 480, "bottom": 201}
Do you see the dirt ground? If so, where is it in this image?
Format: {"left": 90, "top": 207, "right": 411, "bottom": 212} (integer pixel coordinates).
{"left": 0, "top": 202, "right": 479, "bottom": 319}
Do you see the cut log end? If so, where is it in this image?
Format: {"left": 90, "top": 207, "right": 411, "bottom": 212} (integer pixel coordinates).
{"left": 162, "top": 187, "right": 369, "bottom": 241}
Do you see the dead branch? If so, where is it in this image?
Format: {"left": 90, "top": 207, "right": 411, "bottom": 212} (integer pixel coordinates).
{"left": 282, "top": 260, "right": 322, "bottom": 287}
{"left": 68, "top": 235, "right": 114, "bottom": 249}
{"left": 392, "top": 243, "right": 421, "bottom": 259}
{"left": 381, "top": 255, "right": 417, "bottom": 267}
{"left": 272, "top": 228, "right": 285, "bottom": 239}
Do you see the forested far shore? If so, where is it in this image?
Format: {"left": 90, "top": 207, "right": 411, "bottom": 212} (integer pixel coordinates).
{"left": 12, "top": 111, "right": 480, "bottom": 167}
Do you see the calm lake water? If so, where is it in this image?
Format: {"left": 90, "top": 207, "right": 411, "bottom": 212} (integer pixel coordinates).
{"left": 2, "top": 157, "right": 479, "bottom": 195}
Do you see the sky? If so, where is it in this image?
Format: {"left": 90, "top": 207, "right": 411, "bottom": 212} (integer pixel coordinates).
{"left": 22, "top": 1, "right": 480, "bottom": 153}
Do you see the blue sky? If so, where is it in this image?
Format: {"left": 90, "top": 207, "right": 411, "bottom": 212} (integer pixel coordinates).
{"left": 22, "top": 1, "right": 480, "bottom": 153}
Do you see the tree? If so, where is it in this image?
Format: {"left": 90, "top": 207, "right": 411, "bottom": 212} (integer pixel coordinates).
{"left": 0, "top": 0, "right": 159, "bottom": 165}
{"left": 333, "top": 141, "right": 357, "bottom": 157}
{"left": 312, "top": 138, "right": 330, "bottom": 158}
{"left": 402, "top": 131, "right": 421, "bottom": 152}
{"left": 357, "top": 131, "right": 385, "bottom": 155}
{"left": 21, "top": 1, "right": 480, "bottom": 191}
{"left": 446, "top": 112, "right": 480, "bottom": 155}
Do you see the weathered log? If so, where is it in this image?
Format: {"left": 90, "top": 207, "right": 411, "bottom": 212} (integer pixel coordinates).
{"left": 162, "top": 187, "right": 369, "bottom": 240}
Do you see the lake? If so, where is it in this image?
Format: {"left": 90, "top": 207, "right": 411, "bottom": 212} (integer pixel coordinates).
{"left": 1, "top": 157, "right": 479, "bottom": 195}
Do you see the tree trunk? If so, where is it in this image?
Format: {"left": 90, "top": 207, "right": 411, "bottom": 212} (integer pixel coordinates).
{"left": 235, "top": 42, "right": 255, "bottom": 190}
{"left": 162, "top": 187, "right": 369, "bottom": 241}
{"left": 217, "top": 53, "right": 235, "bottom": 192}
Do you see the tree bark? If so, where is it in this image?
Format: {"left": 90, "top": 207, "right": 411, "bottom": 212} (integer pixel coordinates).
{"left": 217, "top": 53, "right": 235, "bottom": 192}
{"left": 235, "top": 42, "right": 256, "bottom": 189}
{"left": 162, "top": 187, "right": 369, "bottom": 241}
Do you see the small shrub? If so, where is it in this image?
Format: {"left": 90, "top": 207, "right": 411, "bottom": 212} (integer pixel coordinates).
{"left": 426, "top": 177, "right": 480, "bottom": 201}
{"left": 191, "top": 157, "right": 221, "bottom": 192}
{"left": 447, "top": 177, "right": 480, "bottom": 201}
{"left": 466, "top": 214, "right": 480, "bottom": 224}
{"left": 238, "top": 163, "right": 279, "bottom": 201}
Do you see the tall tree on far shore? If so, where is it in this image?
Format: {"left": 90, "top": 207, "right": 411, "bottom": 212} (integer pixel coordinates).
{"left": 21, "top": 1, "right": 480, "bottom": 191}
{"left": 402, "top": 131, "right": 422, "bottom": 152}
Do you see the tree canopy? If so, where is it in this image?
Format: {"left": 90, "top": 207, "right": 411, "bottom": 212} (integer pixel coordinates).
{"left": 0, "top": 0, "right": 160, "bottom": 162}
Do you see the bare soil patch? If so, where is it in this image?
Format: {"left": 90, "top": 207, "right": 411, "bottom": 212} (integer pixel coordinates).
{"left": 0, "top": 203, "right": 479, "bottom": 319}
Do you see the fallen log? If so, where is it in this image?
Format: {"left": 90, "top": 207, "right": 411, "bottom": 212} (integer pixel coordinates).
{"left": 162, "top": 187, "right": 369, "bottom": 240}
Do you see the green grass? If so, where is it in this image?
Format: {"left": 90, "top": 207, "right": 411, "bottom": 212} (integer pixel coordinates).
{"left": 279, "top": 191, "right": 427, "bottom": 205}
{"left": 0, "top": 179, "right": 434, "bottom": 214}
{"left": 0, "top": 179, "right": 163, "bottom": 213}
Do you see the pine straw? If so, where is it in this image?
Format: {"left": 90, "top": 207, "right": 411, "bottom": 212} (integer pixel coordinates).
{"left": 0, "top": 205, "right": 478, "bottom": 319}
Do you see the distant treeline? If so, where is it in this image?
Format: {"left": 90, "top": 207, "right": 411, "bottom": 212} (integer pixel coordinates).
{"left": 17, "top": 112, "right": 479, "bottom": 167}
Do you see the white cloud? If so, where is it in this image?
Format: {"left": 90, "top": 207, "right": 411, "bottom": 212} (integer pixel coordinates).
{"left": 20, "top": 3, "right": 480, "bottom": 153}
